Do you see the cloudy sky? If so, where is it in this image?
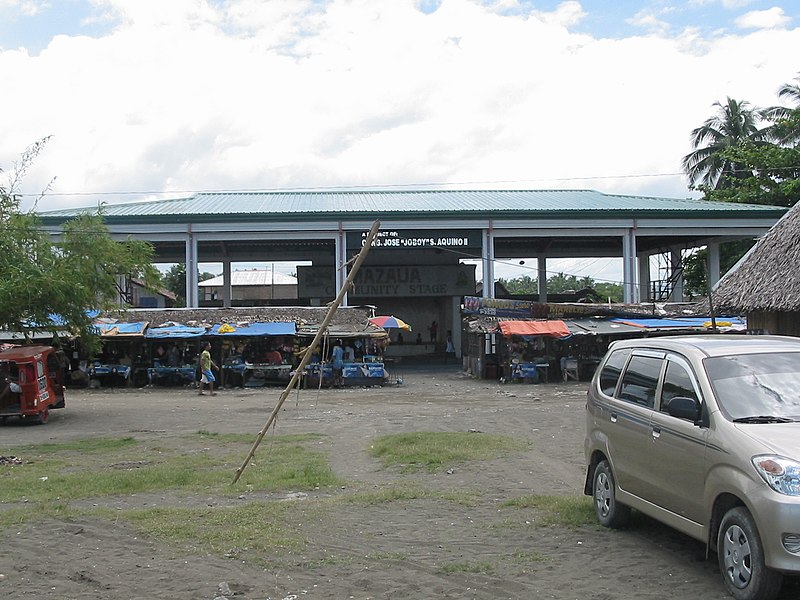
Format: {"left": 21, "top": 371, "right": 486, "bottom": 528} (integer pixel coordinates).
{"left": 1, "top": 0, "right": 798, "bottom": 282}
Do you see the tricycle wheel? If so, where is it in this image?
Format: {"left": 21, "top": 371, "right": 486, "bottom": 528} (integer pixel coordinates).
{"left": 35, "top": 409, "right": 49, "bottom": 424}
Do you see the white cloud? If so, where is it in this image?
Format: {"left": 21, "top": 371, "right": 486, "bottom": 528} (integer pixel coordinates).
{"left": 627, "top": 8, "right": 671, "bottom": 35}
{"left": 0, "top": 0, "right": 48, "bottom": 16}
{"left": 1, "top": 0, "right": 798, "bottom": 213}
{"left": 531, "top": 1, "right": 586, "bottom": 28}
{"left": 721, "top": 0, "right": 754, "bottom": 9}
{"left": 735, "top": 7, "right": 790, "bottom": 30}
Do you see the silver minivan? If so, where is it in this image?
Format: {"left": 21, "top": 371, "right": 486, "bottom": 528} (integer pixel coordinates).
{"left": 585, "top": 335, "right": 800, "bottom": 600}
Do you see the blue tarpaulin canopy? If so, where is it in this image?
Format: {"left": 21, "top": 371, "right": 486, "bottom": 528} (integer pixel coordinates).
{"left": 610, "top": 316, "right": 745, "bottom": 330}
{"left": 145, "top": 324, "right": 207, "bottom": 339}
{"left": 95, "top": 321, "right": 149, "bottom": 336}
{"left": 208, "top": 322, "right": 296, "bottom": 336}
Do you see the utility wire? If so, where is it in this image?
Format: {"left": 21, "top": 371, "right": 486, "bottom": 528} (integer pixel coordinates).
{"left": 11, "top": 163, "right": 800, "bottom": 198}
{"left": 12, "top": 171, "right": 690, "bottom": 198}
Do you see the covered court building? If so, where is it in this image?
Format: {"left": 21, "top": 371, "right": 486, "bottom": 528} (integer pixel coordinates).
{"left": 40, "top": 189, "right": 786, "bottom": 351}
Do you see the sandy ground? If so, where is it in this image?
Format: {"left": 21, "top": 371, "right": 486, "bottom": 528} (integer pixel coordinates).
{"left": 1, "top": 364, "right": 798, "bottom": 600}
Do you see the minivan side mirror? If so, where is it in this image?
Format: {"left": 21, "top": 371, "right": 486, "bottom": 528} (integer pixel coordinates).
{"left": 665, "top": 396, "right": 701, "bottom": 422}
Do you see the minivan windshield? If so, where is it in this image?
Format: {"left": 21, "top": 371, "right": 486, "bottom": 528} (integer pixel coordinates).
{"left": 705, "top": 352, "right": 800, "bottom": 421}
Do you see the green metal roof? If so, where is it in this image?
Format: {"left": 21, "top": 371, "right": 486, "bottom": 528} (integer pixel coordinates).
{"left": 38, "top": 189, "right": 787, "bottom": 225}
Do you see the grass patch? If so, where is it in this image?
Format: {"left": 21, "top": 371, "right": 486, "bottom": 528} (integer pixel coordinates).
{"left": 1, "top": 436, "right": 139, "bottom": 456}
{"left": 438, "top": 561, "right": 495, "bottom": 575}
{"left": 344, "top": 484, "right": 479, "bottom": 506}
{"left": 369, "top": 431, "right": 527, "bottom": 473}
{"left": 512, "top": 549, "right": 548, "bottom": 563}
{"left": 502, "top": 494, "right": 595, "bottom": 527}
{"left": 366, "top": 551, "right": 408, "bottom": 561}
{"left": 193, "top": 431, "right": 324, "bottom": 444}
{"left": 118, "top": 501, "right": 307, "bottom": 561}
{"left": 0, "top": 433, "right": 341, "bottom": 508}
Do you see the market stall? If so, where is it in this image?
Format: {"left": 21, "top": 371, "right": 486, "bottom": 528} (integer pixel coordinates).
{"left": 209, "top": 321, "right": 296, "bottom": 387}
{"left": 144, "top": 323, "right": 207, "bottom": 386}
{"left": 498, "top": 320, "right": 570, "bottom": 383}
{"left": 297, "top": 323, "right": 389, "bottom": 388}
{"left": 89, "top": 320, "right": 149, "bottom": 387}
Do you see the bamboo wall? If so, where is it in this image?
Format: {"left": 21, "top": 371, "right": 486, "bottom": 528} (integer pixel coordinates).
{"left": 747, "top": 311, "right": 800, "bottom": 337}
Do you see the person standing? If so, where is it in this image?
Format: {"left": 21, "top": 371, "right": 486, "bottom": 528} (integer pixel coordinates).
{"left": 198, "top": 342, "right": 218, "bottom": 396}
{"left": 429, "top": 321, "right": 438, "bottom": 344}
{"left": 331, "top": 340, "right": 344, "bottom": 387}
{"left": 445, "top": 331, "right": 455, "bottom": 364}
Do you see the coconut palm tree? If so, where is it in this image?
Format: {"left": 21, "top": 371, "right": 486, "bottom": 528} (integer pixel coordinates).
{"left": 682, "top": 97, "right": 766, "bottom": 190}
{"left": 778, "top": 79, "right": 800, "bottom": 105}
{"left": 763, "top": 75, "right": 800, "bottom": 145}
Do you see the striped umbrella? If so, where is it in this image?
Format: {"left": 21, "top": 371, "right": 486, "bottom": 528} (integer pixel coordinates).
{"left": 368, "top": 315, "right": 412, "bottom": 331}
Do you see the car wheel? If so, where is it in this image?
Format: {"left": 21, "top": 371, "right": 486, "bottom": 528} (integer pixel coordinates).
{"left": 718, "top": 506, "right": 783, "bottom": 600}
{"left": 592, "top": 460, "right": 630, "bottom": 528}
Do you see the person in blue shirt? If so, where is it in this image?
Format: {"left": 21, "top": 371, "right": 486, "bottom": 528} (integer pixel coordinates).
{"left": 331, "top": 340, "right": 344, "bottom": 387}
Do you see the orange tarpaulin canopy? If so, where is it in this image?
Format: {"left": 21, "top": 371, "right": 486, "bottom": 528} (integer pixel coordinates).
{"left": 498, "top": 320, "right": 570, "bottom": 338}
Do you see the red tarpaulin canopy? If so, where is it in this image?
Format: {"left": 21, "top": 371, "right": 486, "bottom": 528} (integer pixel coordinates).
{"left": 498, "top": 320, "right": 570, "bottom": 338}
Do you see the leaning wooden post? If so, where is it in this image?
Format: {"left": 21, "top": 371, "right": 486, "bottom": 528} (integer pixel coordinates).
{"left": 232, "top": 220, "right": 381, "bottom": 484}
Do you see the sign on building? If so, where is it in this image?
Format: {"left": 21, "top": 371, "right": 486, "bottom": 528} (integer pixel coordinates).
{"left": 298, "top": 265, "right": 477, "bottom": 298}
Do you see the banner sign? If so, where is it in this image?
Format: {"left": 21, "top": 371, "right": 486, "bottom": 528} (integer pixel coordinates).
{"left": 298, "top": 265, "right": 476, "bottom": 298}
{"left": 464, "top": 296, "right": 602, "bottom": 319}
{"left": 462, "top": 296, "right": 534, "bottom": 318}
{"left": 343, "top": 363, "right": 385, "bottom": 378}
{"left": 346, "top": 229, "right": 482, "bottom": 251}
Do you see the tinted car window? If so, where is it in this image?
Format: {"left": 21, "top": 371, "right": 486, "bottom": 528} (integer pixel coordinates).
{"left": 599, "top": 348, "right": 631, "bottom": 397}
{"left": 618, "top": 355, "right": 662, "bottom": 408}
{"left": 660, "top": 360, "right": 698, "bottom": 413}
{"left": 705, "top": 352, "right": 800, "bottom": 420}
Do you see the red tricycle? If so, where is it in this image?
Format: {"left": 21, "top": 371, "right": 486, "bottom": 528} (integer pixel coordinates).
{"left": 0, "top": 345, "right": 66, "bottom": 424}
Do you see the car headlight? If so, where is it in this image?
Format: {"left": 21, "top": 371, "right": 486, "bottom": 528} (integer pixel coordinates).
{"left": 752, "top": 455, "right": 800, "bottom": 496}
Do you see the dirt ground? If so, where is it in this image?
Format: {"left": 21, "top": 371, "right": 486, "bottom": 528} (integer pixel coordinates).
{"left": 1, "top": 364, "right": 798, "bottom": 600}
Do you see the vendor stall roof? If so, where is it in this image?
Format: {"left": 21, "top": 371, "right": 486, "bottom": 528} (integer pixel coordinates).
{"left": 498, "top": 320, "right": 570, "bottom": 338}
{"left": 565, "top": 318, "right": 644, "bottom": 336}
{"left": 296, "top": 323, "right": 388, "bottom": 338}
{"left": 145, "top": 323, "right": 208, "bottom": 339}
{"left": 94, "top": 321, "right": 149, "bottom": 337}
{"left": 0, "top": 330, "right": 57, "bottom": 341}
{"left": 208, "top": 322, "right": 296, "bottom": 336}
{"left": 609, "top": 316, "right": 745, "bottom": 330}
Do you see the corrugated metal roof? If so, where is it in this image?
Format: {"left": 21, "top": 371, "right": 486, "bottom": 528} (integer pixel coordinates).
{"left": 38, "top": 189, "right": 786, "bottom": 223}
{"left": 199, "top": 270, "right": 298, "bottom": 287}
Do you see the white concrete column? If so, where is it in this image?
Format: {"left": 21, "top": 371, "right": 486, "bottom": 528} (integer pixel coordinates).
{"left": 638, "top": 252, "right": 651, "bottom": 302}
{"left": 622, "top": 230, "right": 638, "bottom": 304}
{"left": 451, "top": 295, "right": 462, "bottom": 358}
{"left": 184, "top": 231, "right": 199, "bottom": 308}
{"left": 336, "top": 228, "right": 348, "bottom": 306}
{"left": 222, "top": 259, "right": 232, "bottom": 308}
{"left": 670, "top": 247, "right": 684, "bottom": 302}
{"left": 482, "top": 229, "right": 495, "bottom": 299}
{"left": 707, "top": 243, "right": 721, "bottom": 288}
{"left": 537, "top": 255, "right": 548, "bottom": 303}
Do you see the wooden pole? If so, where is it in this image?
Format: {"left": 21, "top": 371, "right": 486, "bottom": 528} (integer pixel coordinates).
{"left": 232, "top": 220, "right": 381, "bottom": 484}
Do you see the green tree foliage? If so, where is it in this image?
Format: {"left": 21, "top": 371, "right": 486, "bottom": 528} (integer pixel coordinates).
{"left": 703, "top": 139, "right": 800, "bottom": 207}
{"left": 162, "top": 263, "right": 188, "bottom": 305}
{"left": 682, "top": 97, "right": 767, "bottom": 191}
{"left": 681, "top": 240, "right": 755, "bottom": 299}
{"left": 498, "top": 273, "right": 623, "bottom": 302}
{"left": 498, "top": 275, "right": 537, "bottom": 294}
{"left": 0, "top": 140, "right": 159, "bottom": 353}
{"left": 593, "top": 282, "right": 624, "bottom": 303}
{"left": 681, "top": 76, "right": 800, "bottom": 293}
{"left": 161, "top": 263, "right": 216, "bottom": 307}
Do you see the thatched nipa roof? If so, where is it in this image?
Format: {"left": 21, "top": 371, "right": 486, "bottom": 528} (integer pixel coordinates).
{"left": 103, "top": 305, "right": 375, "bottom": 329}
{"left": 713, "top": 202, "right": 800, "bottom": 313}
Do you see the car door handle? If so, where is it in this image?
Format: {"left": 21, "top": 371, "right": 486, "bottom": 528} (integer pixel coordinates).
{"left": 651, "top": 427, "right": 661, "bottom": 439}
{"left": 610, "top": 412, "right": 618, "bottom": 423}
